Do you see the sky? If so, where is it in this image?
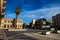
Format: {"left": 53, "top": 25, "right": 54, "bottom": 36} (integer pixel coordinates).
{"left": 5, "top": 0, "right": 60, "bottom": 23}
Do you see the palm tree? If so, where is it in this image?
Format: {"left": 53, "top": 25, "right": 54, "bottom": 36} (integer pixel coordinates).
{"left": 15, "top": 7, "right": 21, "bottom": 19}
{"left": 15, "top": 7, "right": 21, "bottom": 28}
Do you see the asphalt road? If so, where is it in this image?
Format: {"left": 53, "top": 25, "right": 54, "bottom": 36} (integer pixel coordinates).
{"left": 4, "top": 29, "right": 60, "bottom": 40}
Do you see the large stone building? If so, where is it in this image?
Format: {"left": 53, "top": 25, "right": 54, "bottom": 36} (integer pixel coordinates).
{"left": 52, "top": 14, "right": 60, "bottom": 26}
{"left": 52, "top": 13, "right": 60, "bottom": 30}
{"left": 0, "top": 0, "right": 6, "bottom": 27}
{"left": 34, "top": 18, "right": 47, "bottom": 29}
{"left": 0, "top": 18, "right": 23, "bottom": 29}
{"left": 29, "top": 18, "right": 51, "bottom": 30}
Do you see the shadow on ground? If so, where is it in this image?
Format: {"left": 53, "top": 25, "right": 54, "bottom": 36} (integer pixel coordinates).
{"left": 5, "top": 30, "right": 39, "bottom": 40}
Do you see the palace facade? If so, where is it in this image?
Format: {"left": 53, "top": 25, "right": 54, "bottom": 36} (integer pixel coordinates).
{"left": 0, "top": 18, "right": 23, "bottom": 29}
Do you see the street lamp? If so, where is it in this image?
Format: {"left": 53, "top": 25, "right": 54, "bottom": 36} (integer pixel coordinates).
{"left": 15, "top": 7, "right": 21, "bottom": 28}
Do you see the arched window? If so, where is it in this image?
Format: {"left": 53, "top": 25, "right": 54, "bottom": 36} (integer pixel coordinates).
{"left": 7, "top": 25, "right": 9, "bottom": 28}
{"left": 4, "top": 25, "right": 6, "bottom": 28}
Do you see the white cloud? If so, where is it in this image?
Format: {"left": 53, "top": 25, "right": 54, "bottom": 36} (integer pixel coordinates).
{"left": 5, "top": 6, "right": 60, "bottom": 20}
{"left": 20, "top": 6, "right": 60, "bottom": 19}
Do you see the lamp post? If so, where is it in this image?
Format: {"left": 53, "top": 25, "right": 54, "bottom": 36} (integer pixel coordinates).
{"left": 15, "top": 7, "right": 21, "bottom": 29}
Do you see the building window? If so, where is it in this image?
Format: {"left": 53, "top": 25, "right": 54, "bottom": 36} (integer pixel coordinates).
{"left": 11, "top": 21, "right": 12, "bottom": 23}
{"left": 7, "top": 25, "right": 9, "bottom": 28}
{"left": 2, "top": 9, "right": 5, "bottom": 13}
{"left": 4, "top": 25, "right": 6, "bottom": 28}
{"left": 3, "top": 2, "right": 6, "bottom": 7}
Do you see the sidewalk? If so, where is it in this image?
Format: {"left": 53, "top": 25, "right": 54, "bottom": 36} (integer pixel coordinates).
{"left": 0, "top": 29, "right": 8, "bottom": 40}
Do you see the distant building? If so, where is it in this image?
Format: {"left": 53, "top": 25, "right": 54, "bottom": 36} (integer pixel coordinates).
{"left": 52, "top": 14, "right": 60, "bottom": 30}
{"left": 52, "top": 14, "right": 60, "bottom": 26}
{"left": 34, "top": 18, "right": 51, "bottom": 30}
{"left": 34, "top": 18, "right": 46, "bottom": 29}
{"left": 0, "top": 18, "right": 23, "bottom": 29}
{"left": 29, "top": 19, "right": 36, "bottom": 29}
{"left": 31, "top": 19, "right": 36, "bottom": 27}
{"left": 23, "top": 23, "right": 29, "bottom": 29}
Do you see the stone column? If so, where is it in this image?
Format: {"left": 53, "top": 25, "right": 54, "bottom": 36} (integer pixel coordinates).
{"left": 6, "top": 25, "right": 7, "bottom": 28}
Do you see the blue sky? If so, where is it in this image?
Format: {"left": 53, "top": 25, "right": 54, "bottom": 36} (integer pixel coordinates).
{"left": 5, "top": 0, "right": 60, "bottom": 23}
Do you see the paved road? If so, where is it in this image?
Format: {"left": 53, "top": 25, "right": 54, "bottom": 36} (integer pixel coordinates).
{"left": 4, "top": 30, "right": 60, "bottom": 40}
